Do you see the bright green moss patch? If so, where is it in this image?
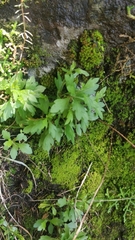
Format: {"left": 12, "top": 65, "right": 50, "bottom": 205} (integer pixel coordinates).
{"left": 51, "top": 150, "right": 81, "bottom": 189}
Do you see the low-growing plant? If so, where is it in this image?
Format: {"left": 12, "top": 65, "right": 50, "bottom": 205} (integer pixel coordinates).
{"left": 23, "top": 61, "right": 106, "bottom": 151}
{"left": 1, "top": 61, "right": 106, "bottom": 156}
{"left": 0, "top": 217, "right": 25, "bottom": 240}
{"left": 34, "top": 196, "right": 89, "bottom": 240}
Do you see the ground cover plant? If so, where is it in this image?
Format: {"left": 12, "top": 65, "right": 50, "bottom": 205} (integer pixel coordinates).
{"left": 0, "top": 1, "right": 135, "bottom": 239}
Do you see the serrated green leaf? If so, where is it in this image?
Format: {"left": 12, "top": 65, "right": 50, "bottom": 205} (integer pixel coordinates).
{"left": 65, "top": 124, "right": 75, "bottom": 143}
{"left": 72, "top": 99, "right": 87, "bottom": 121}
{"left": 19, "top": 143, "right": 32, "bottom": 154}
{"left": 1, "top": 101, "right": 15, "bottom": 121}
{"left": 23, "top": 102, "right": 36, "bottom": 115}
{"left": 81, "top": 115, "right": 89, "bottom": 133}
{"left": 65, "top": 74, "right": 76, "bottom": 95}
{"left": 25, "top": 76, "right": 38, "bottom": 90}
{"left": 55, "top": 72, "right": 63, "bottom": 91}
{"left": 76, "top": 123, "right": 82, "bottom": 136}
{"left": 66, "top": 83, "right": 76, "bottom": 96}
{"left": 48, "top": 123, "right": 63, "bottom": 142}
{"left": 2, "top": 130, "right": 10, "bottom": 140}
{"left": 27, "top": 92, "right": 38, "bottom": 103}
{"left": 24, "top": 118, "right": 48, "bottom": 135}
{"left": 35, "top": 96, "right": 49, "bottom": 114}
{"left": 65, "top": 110, "right": 73, "bottom": 125}
{"left": 10, "top": 145, "right": 18, "bottom": 159}
{"left": 96, "top": 87, "right": 106, "bottom": 100}
{"left": 50, "top": 98, "right": 70, "bottom": 114}
{"left": 42, "top": 133, "right": 54, "bottom": 152}
{"left": 48, "top": 122, "right": 57, "bottom": 138}
{"left": 82, "top": 78, "right": 99, "bottom": 95}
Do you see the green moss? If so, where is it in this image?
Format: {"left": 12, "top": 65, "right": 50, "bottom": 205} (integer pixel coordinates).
{"left": 66, "top": 29, "right": 105, "bottom": 79}
{"left": 23, "top": 179, "right": 33, "bottom": 193}
{"left": 51, "top": 150, "right": 81, "bottom": 189}
{"left": 79, "top": 30, "right": 104, "bottom": 71}
{"left": 30, "top": 146, "right": 49, "bottom": 179}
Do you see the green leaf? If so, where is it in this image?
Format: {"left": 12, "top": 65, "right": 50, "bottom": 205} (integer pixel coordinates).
{"left": 19, "top": 143, "right": 32, "bottom": 154}
{"left": 81, "top": 115, "right": 89, "bottom": 133}
{"left": 52, "top": 206, "right": 57, "bottom": 216}
{"left": 65, "top": 110, "right": 73, "bottom": 125}
{"left": 67, "top": 221, "right": 77, "bottom": 230}
{"left": 62, "top": 61, "right": 76, "bottom": 74}
{"left": 57, "top": 197, "right": 67, "bottom": 207}
{"left": 96, "top": 87, "right": 106, "bottom": 100}
{"left": 25, "top": 76, "right": 38, "bottom": 90}
{"left": 48, "top": 223, "right": 54, "bottom": 234}
{"left": 65, "top": 74, "right": 76, "bottom": 95}
{"left": 50, "top": 98, "right": 70, "bottom": 114}
{"left": 16, "top": 132, "right": 27, "bottom": 141}
{"left": 74, "top": 68, "right": 89, "bottom": 78}
{"left": 33, "top": 219, "right": 47, "bottom": 231}
{"left": 4, "top": 139, "right": 13, "bottom": 150}
{"left": 76, "top": 124, "right": 82, "bottom": 136}
{"left": 24, "top": 118, "right": 48, "bottom": 135}
{"left": 38, "top": 202, "right": 51, "bottom": 209}
{"left": 2, "top": 130, "right": 10, "bottom": 140}
{"left": 35, "top": 96, "right": 49, "bottom": 114}
{"left": 35, "top": 85, "right": 46, "bottom": 93}
{"left": 23, "top": 102, "right": 36, "bottom": 115}
{"left": 10, "top": 145, "right": 18, "bottom": 159}
{"left": 70, "top": 61, "right": 76, "bottom": 71}
{"left": 55, "top": 72, "right": 63, "bottom": 91}
{"left": 39, "top": 236, "right": 57, "bottom": 240}
{"left": 66, "top": 83, "right": 76, "bottom": 96}
{"left": 48, "top": 122, "right": 57, "bottom": 138}
{"left": 65, "top": 124, "right": 75, "bottom": 143}
{"left": 72, "top": 99, "right": 87, "bottom": 121}
{"left": 82, "top": 78, "right": 99, "bottom": 95}
{"left": 1, "top": 100, "right": 15, "bottom": 121}
{"left": 48, "top": 122, "right": 63, "bottom": 142}
{"left": 41, "top": 133, "right": 54, "bottom": 152}
{"left": 50, "top": 217, "right": 62, "bottom": 226}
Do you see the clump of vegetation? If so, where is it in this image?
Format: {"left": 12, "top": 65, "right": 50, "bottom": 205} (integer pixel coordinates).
{"left": 79, "top": 30, "right": 104, "bottom": 71}
{"left": 67, "top": 29, "right": 105, "bottom": 79}
{"left": 1, "top": 1, "right": 135, "bottom": 240}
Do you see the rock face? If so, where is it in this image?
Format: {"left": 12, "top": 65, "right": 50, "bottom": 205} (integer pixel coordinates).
{"left": 29, "top": 0, "right": 135, "bottom": 44}
{"left": 1, "top": 0, "right": 135, "bottom": 68}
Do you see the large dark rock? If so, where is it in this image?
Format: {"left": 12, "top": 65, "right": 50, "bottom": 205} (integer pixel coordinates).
{"left": 1, "top": 0, "right": 135, "bottom": 69}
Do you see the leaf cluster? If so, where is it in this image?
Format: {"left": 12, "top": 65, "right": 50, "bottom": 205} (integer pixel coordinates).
{"left": 1, "top": 61, "right": 106, "bottom": 156}
{"left": 34, "top": 196, "right": 89, "bottom": 240}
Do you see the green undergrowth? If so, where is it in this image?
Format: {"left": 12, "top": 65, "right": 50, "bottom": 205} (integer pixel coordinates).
{"left": 23, "top": 30, "right": 135, "bottom": 239}
{"left": 1, "top": 18, "right": 135, "bottom": 239}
